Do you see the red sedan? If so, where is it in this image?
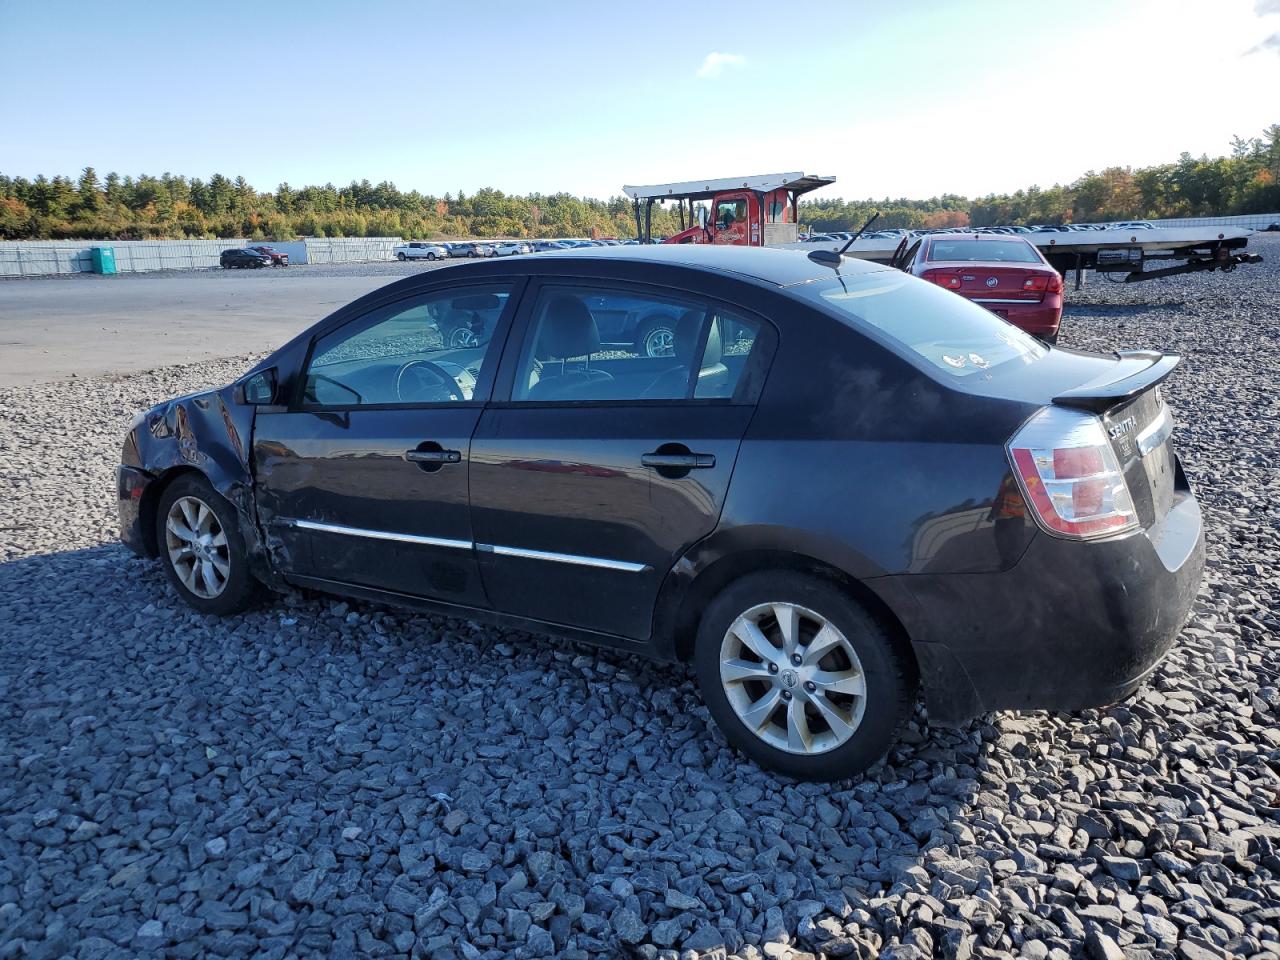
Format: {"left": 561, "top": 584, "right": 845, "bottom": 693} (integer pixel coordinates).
{"left": 892, "top": 233, "right": 1063, "bottom": 342}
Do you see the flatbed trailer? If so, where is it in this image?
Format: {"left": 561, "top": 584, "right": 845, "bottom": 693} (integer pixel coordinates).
{"left": 787, "top": 226, "right": 1262, "bottom": 287}
{"left": 625, "top": 171, "right": 1262, "bottom": 286}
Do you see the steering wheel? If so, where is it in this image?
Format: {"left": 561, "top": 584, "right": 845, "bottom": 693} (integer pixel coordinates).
{"left": 394, "top": 359, "right": 466, "bottom": 402}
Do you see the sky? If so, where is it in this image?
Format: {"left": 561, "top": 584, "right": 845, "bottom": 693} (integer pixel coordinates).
{"left": 2, "top": 0, "right": 1279, "bottom": 202}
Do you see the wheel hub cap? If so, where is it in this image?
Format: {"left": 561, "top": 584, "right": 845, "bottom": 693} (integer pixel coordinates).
{"left": 164, "top": 495, "right": 230, "bottom": 600}
{"left": 718, "top": 601, "right": 867, "bottom": 756}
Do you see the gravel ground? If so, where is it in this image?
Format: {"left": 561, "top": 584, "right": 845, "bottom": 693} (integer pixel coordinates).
{"left": 1, "top": 236, "right": 1278, "bottom": 960}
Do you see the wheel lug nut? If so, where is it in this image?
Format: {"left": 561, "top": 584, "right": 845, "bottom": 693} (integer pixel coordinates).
{"left": 804, "top": 681, "right": 816, "bottom": 693}
{"left": 768, "top": 663, "right": 779, "bottom": 674}
{"left": 790, "top": 654, "right": 802, "bottom": 666}
{"left": 781, "top": 690, "right": 792, "bottom": 701}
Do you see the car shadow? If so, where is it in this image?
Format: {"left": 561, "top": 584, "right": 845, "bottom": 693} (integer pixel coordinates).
{"left": 2, "top": 542, "right": 1023, "bottom": 958}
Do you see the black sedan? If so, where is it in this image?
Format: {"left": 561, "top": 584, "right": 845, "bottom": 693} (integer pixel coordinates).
{"left": 220, "top": 248, "right": 273, "bottom": 269}
{"left": 117, "top": 246, "right": 1204, "bottom": 780}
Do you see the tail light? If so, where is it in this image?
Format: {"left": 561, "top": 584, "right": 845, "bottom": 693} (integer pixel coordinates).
{"left": 921, "top": 269, "right": 962, "bottom": 290}
{"left": 1022, "top": 276, "right": 1048, "bottom": 291}
{"left": 1007, "top": 406, "right": 1138, "bottom": 539}
{"left": 1022, "top": 273, "right": 1064, "bottom": 293}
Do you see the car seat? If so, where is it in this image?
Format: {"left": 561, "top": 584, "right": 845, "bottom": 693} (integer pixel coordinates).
{"left": 643, "top": 310, "right": 731, "bottom": 398}
{"left": 524, "top": 296, "right": 613, "bottom": 400}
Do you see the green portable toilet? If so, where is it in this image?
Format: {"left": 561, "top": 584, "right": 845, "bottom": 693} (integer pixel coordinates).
{"left": 91, "top": 246, "right": 117, "bottom": 275}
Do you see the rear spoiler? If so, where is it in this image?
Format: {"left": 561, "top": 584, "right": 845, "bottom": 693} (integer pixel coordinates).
{"left": 1052, "top": 350, "right": 1180, "bottom": 413}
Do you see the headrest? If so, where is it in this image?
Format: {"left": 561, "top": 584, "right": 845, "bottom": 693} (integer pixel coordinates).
{"left": 674, "top": 310, "right": 720, "bottom": 367}
{"left": 536, "top": 296, "right": 600, "bottom": 360}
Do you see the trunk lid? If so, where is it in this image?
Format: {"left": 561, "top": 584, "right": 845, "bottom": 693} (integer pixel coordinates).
{"left": 922, "top": 261, "right": 1049, "bottom": 302}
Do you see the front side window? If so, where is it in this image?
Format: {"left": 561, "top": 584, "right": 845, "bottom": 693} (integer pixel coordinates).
{"left": 716, "top": 199, "right": 748, "bottom": 227}
{"left": 510, "top": 286, "right": 767, "bottom": 403}
{"left": 302, "top": 284, "right": 513, "bottom": 406}
{"left": 797, "top": 271, "right": 1046, "bottom": 379}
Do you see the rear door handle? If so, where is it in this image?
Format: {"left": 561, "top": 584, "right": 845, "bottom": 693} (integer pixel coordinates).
{"left": 404, "top": 449, "right": 462, "bottom": 464}
{"left": 641, "top": 452, "right": 715, "bottom": 469}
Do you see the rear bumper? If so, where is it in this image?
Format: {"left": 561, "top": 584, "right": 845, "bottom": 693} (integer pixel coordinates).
{"left": 117, "top": 464, "right": 154, "bottom": 555}
{"left": 968, "top": 295, "right": 1062, "bottom": 335}
{"left": 874, "top": 487, "right": 1204, "bottom": 724}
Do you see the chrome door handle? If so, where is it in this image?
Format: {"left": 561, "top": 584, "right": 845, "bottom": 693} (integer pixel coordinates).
{"left": 404, "top": 449, "right": 462, "bottom": 464}
{"left": 641, "top": 452, "right": 715, "bottom": 469}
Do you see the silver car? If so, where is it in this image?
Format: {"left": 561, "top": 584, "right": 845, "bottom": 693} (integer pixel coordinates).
{"left": 394, "top": 242, "right": 448, "bottom": 261}
{"left": 493, "top": 241, "right": 532, "bottom": 257}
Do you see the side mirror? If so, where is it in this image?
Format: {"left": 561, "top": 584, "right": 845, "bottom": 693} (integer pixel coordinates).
{"left": 697, "top": 206, "right": 708, "bottom": 229}
{"left": 235, "top": 368, "right": 278, "bottom": 405}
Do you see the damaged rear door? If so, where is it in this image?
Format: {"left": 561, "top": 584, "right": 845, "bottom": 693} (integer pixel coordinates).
{"left": 252, "top": 281, "right": 522, "bottom": 606}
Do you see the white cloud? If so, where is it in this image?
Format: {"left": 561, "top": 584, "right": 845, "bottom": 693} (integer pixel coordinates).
{"left": 1248, "top": 31, "right": 1280, "bottom": 55}
{"left": 696, "top": 52, "right": 745, "bottom": 79}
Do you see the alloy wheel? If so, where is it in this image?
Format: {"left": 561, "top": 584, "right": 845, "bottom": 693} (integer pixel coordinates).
{"left": 719, "top": 601, "right": 867, "bottom": 755}
{"left": 164, "top": 495, "right": 230, "bottom": 599}
{"left": 644, "top": 327, "right": 675, "bottom": 358}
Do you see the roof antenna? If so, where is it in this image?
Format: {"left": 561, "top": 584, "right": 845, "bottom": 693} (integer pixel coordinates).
{"left": 808, "top": 212, "right": 880, "bottom": 266}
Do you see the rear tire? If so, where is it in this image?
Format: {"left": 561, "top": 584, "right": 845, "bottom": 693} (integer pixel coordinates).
{"left": 156, "top": 474, "right": 259, "bottom": 616}
{"left": 397, "top": 252, "right": 407, "bottom": 261}
{"left": 693, "top": 571, "right": 915, "bottom": 781}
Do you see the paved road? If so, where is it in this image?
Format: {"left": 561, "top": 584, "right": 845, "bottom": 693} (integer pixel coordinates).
{"left": 0, "top": 270, "right": 411, "bottom": 385}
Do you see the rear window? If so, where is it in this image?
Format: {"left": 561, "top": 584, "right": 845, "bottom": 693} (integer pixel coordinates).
{"left": 798, "top": 271, "right": 1047, "bottom": 378}
{"left": 927, "top": 239, "right": 1041, "bottom": 263}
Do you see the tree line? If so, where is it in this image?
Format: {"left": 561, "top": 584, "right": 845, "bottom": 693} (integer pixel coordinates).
{"left": 1, "top": 124, "right": 1276, "bottom": 241}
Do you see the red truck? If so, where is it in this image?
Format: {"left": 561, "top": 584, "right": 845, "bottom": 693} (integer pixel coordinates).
{"left": 624, "top": 172, "right": 836, "bottom": 247}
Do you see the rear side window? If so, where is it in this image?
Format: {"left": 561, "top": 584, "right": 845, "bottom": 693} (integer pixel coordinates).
{"left": 510, "top": 286, "right": 768, "bottom": 402}
{"left": 799, "top": 272, "right": 1046, "bottom": 378}
{"left": 928, "top": 239, "right": 1041, "bottom": 263}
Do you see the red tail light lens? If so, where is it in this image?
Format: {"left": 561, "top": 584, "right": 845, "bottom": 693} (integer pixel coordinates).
{"left": 1045, "top": 272, "right": 1063, "bottom": 293}
{"left": 921, "top": 269, "right": 962, "bottom": 290}
{"left": 1007, "top": 407, "right": 1138, "bottom": 539}
{"left": 1022, "top": 275, "right": 1049, "bottom": 291}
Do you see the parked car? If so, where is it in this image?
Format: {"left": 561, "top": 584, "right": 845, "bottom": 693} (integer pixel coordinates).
{"left": 248, "top": 245, "right": 289, "bottom": 267}
{"left": 892, "top": 233, "right": 1064, "bottom": 343}
{"left": 118, "top": 246, "right": 1202, "bottom": 780}
{"left": 219, "top": 248, "right": 273, "bottom": 269}
{"left": 493, "top": 241, "right": 532, "bottom": 257}
{"left": 531, "top": 240, "right": 570, "bottom": 252}
{"left": 447, "top": 243, "right": 476, "bottom": 258}
{"left": 395, "top": 242, "right": 449, "bottom": 261}
{"left": 1111, "top": 221, "right": 1156, "bottom": 231}
{"left": 472, "top": 243, "right": 496, "bottom": 258}
{"left": 1265, "top": 222, "right": 1280, "bottom": 232}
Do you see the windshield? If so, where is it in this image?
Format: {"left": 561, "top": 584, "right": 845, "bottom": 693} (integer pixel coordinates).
{"left": 797, "top": 271, "right": 1047, "bottom": 378}
{"left": 927, "top": 239, "right": 1040, "bottom": 263}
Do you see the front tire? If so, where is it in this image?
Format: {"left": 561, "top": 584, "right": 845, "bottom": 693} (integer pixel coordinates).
{"left": 693, "top": 571, "right": 915, "bottom": 781}
{"left": 156, "top": 474, "right": 259, "bottom": 616}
